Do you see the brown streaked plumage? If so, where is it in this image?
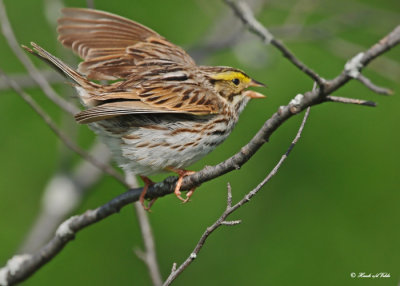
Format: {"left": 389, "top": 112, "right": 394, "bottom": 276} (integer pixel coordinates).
{"left": 23, "top": 8, "right": 266, "bottom": 209}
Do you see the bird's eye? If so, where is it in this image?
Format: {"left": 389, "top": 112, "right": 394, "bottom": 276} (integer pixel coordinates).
{"left": 232, "top": 78, "right": 240, "bottom": 85}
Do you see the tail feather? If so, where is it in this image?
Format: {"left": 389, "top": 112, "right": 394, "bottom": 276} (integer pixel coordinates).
{"left": 22, "top": 42, "right": 91, "bottom": 88}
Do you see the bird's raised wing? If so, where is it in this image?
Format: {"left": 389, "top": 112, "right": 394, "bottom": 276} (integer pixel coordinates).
{"left": 58, "top": 8, "right": 195, "bottom": 80}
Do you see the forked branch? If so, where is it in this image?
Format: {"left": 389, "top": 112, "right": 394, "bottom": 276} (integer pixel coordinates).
{"left": 0, "top": 2, "right": 399, "bottom": 286}
{"left": 163, "top": 107, "right": 311, "bottom": 285}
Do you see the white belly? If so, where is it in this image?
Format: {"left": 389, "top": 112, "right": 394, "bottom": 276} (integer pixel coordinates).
{"left": 89, "top": 113, "right": 237, "bottom": 176}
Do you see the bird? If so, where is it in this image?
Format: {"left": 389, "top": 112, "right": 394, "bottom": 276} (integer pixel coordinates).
{"left": 23, "top": 8, "right": 266, "bottom": 209}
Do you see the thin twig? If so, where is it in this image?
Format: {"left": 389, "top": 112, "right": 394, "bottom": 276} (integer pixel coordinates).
{"left": 224, "top": 0, "right": 326, "bottom": 88}
{"left": 0, "top": 70, "right": 126, "bottom": 186}
{"left": 325, "top": 95, "right": 377, "bottom": 107}
{"left": 163, "top": 107, "right": 311, "bottom": 285}
{"left": 327, "top": 38, "right": 400, "bottom": 83}
{"left": 125, "top": 172, "right": 162, "bottom": 286}
{"left": 326, "top": 26, "right": 400, "bottom": 95}
{"left": 0, "top": 71, "right": 64, "bottom": 91}
{"left": 226, "top": 182, "right": 233, "bottom": 208}
{"left": 133, "top": 203, "right": 163, "bottom": 286}
{"left": 0, "top": 0, "right": 79, "bottom": 115}
{"left": 357, "top": 74, "right": 393, "bottom": 95}
{"left": 231, "top": 108, "right": 310, "bottom": 210}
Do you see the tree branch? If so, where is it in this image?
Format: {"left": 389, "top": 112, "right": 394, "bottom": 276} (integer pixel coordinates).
{"left": 0, "top": 70, "right": 126, "bottom": 186}
{"left": 326, "top": 26, "right": 400, "bottom": 95}
{"left": 1, "top": 2, "right": 399, "bottom": 285}
{"left": 357, "top": 74, "right": 393, "bottom": 95}
{"left": 163, "top": 107, "right": 311, "bottom": 285}
{"left": 125, "top": 173, "right": 163, "bottom": 286}
{"left": 0, "top": 0, "right": 79, "bottom": 115}
{"left": 223, "top": 0, "right": 326, "bottom": 88}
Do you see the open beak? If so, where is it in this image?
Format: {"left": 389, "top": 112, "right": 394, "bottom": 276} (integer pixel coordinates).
{"left": 249, "top": 79, "right": 266, "bottom": 87}
{"left": 244, "top": 79, "right": 266, "bottom": 98}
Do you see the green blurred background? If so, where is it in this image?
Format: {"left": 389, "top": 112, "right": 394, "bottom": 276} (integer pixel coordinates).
{"left": 1, "top": 0, "right": 399, "bottom": 285}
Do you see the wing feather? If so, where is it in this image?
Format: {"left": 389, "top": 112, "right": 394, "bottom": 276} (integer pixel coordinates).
{"left": 58, "top": 8, "right": 195, "bottom": 80}
{"left": 75, "top": 101, "right": 183, "bottom": 123}
{"left": 76, "top": 82, "right": 221, "bottom": 124}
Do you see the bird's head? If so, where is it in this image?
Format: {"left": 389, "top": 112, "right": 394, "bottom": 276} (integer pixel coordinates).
{"left": 201, "top": 66, "right": 266, "bottom": 113}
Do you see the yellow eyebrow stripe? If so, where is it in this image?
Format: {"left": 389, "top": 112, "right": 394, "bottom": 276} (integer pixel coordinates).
{"left": 210, "top": 71, "right": 251, "bottom": 84}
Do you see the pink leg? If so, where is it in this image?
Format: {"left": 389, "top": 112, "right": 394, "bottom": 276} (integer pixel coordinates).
{"left": 166, "top": 167, "right": 196, "bottom": 203}
{"left": 139, "top": 176, "right": 157, "bottom": 211}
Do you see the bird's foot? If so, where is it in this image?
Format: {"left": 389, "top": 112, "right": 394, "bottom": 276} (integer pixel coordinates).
{"left": 166, "top": 167, "right": 196, "bottom": 203}
{"left": 139, "top": 175, "right": 157, "bottom": 211}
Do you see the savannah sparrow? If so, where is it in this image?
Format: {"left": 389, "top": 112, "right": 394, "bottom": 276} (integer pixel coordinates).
{"left": 24, "top": 8, "right": 265, "bottom": 208}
